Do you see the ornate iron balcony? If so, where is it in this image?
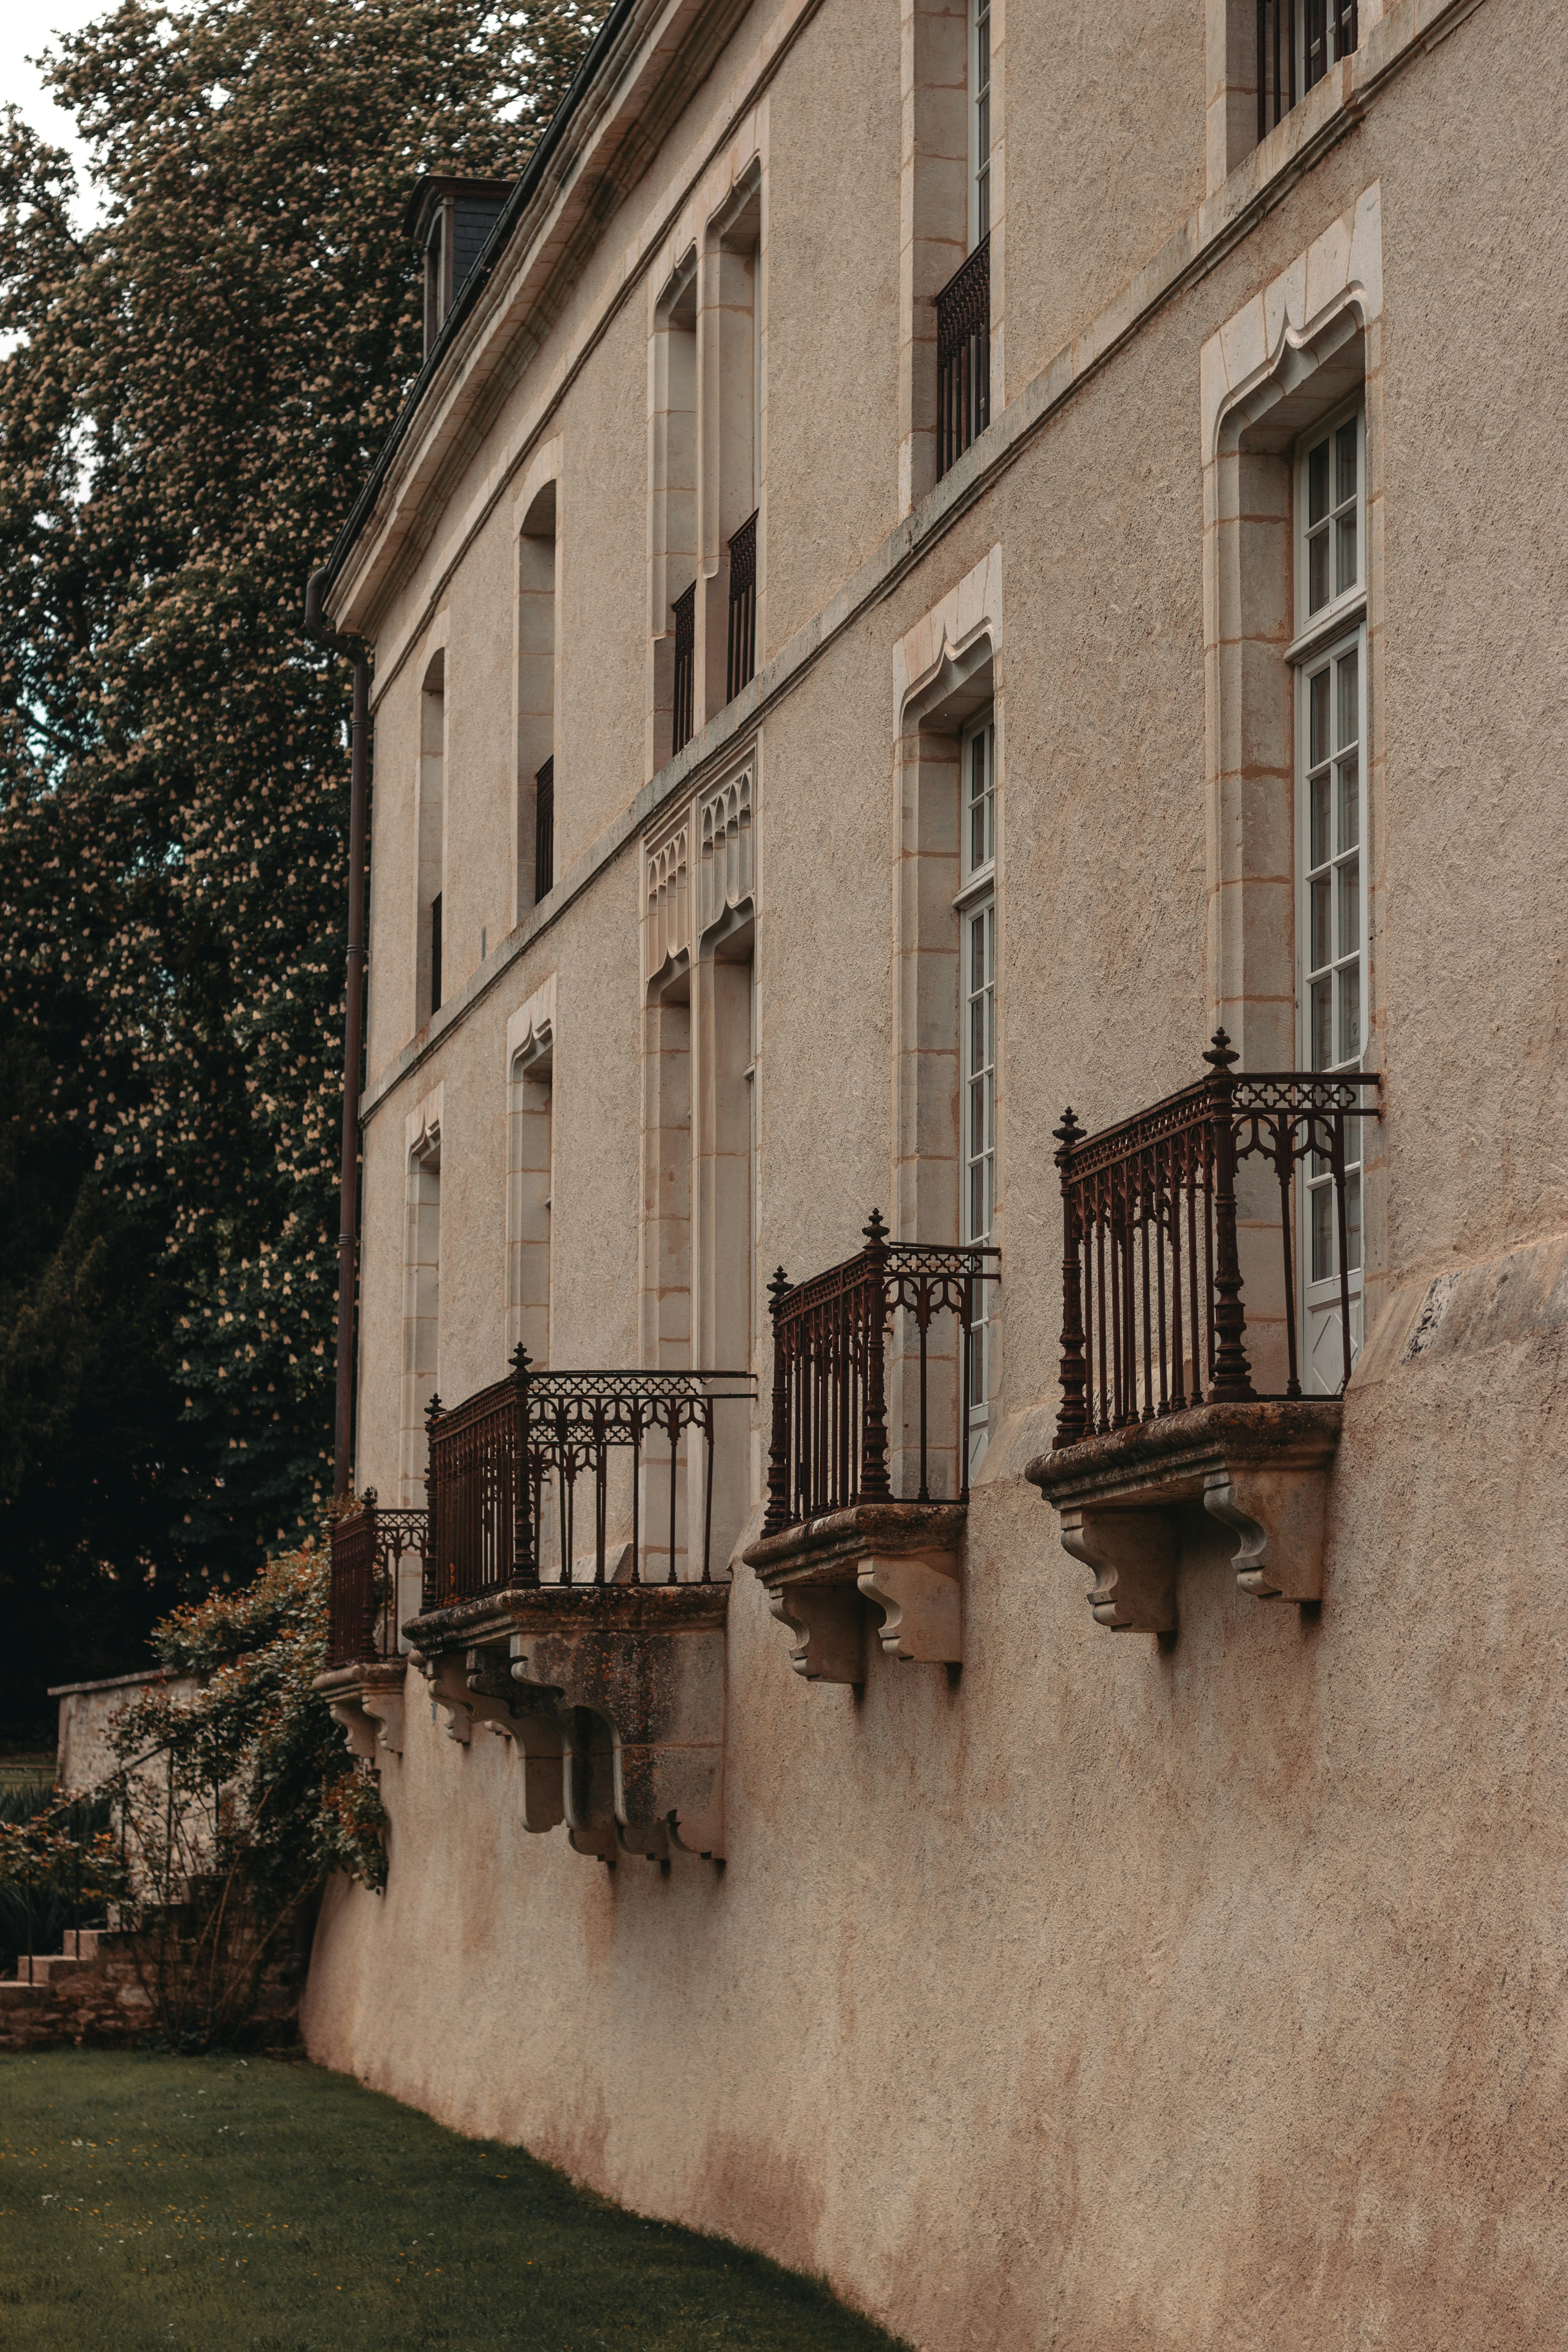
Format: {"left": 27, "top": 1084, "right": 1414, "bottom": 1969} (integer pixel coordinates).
{"left": 725, "top": 508, "right": 758, "bottom": 702}
{"left": 671, "top": 582, "right": 696, "bottom": 754}
{"left": 935, "top": 237, "right": 990, "bottom": 478}
{"left": 1049, "top": 1033, "right": 1380, "bottom": 1450}
{"left": 326, "top": 1495, "right": 430, "bottom": 1669}
{"left": 420, "top": 1357, "right": 755, "bottom": 1613}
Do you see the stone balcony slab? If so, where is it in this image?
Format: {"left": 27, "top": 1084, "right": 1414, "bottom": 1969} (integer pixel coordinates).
{"left": 742, "top": 1502, "right": 966, "bottom": 1684}
{"left": 1026, "top": 1400, "right": 1343, "bottom": 1632}
{"left": 406, "top": 1581, "right": 729, "bottom": 1864}
{"left": 313, "top": 1660, "right": 408, "bottom": 1762}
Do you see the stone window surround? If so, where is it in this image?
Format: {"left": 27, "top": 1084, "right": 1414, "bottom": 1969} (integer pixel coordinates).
{"left": 505, "top": 974, "right": 557, "bottom": 1369}
{"left": 892, "top": 544, "right": 1001, "bottom": 1495}
{"left": 1201, "top": 181, "right": 1386, "bottom": 1358}
{"left": 647, "top": 122, "right": 768, "bottom": 772}
{"left": 1025, "top": 184, "right": 1391, "bottom": 1647}
{"left": 398, "top": 1082, "right": 443, "bottom": 1507}
{"left": 899, "top": 0, "right": 1008, "bottom": 514}
{"left": 513, "top": 438, "right": 563, "bottom": 927}
{"left": 1205, "top": 0, "right": 1397, "bottom": 193}
{"left": 353, "top": 0, "right": 1478, "bottom": 1141}
{"left": 638, "top": 755, "right": 759, "bottom": 1506}
{"left": 412, "top": 627, "right": 448, "bottom": 1036}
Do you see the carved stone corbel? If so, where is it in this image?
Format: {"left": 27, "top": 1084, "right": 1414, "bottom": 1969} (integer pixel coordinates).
{"left": 744, "top": 1502, "right": 965, "bottom": 1683}
{"left": 766, "top": 1583, "right": 863, "bottom": 1684}
{"left": 403, "top": 1582, "right": 730, "bottom": 1863}
{"left": 1058, "top": 1508, "right": 1177, "bottom": 1632}
{"left": 327, "top": 1698, "right": 379, "bottom": 1762}
{"left": 1027, "top": 1399, "right": 1343, "bottom": 1634}
{"left": 314, "top": 1662, "right": 409, "bottom": 1765}
{"left": 857, "top": 1551, "right": 962, "bottom": 1661}
{"left": 465, "top": 1651, "right": 565, "bottom": 1831}
{"left": 1202, "top": 1463, "right": 1328, "bottom": 1602}
{"left": 510, "top": 1604, "right": 725, "bottom": 1860}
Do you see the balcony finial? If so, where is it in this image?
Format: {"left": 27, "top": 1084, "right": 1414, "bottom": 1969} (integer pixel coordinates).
{"left": 767, "top": 1265, "right": 791, "bottom": 1318}
{"left": 424, "top": 1391, "right": 442, "bottom": 1430}
{"left": 361, "top": 1485, "right": 377, "bottom": 1510}
{"left": 1203, "top": 1029, "right": 1238, "bottom": 1071}
{"left": 1053, "top": 1107, "right": 1085, "bottom": 1161}
{"left": 509, "top": 1341, "right": 532, "bottom": 1377}
{"left": 862, "top": 1206, "right": 889, "bottom": 1249}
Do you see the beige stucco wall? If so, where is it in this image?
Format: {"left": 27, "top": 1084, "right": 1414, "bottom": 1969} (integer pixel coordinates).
{"left": 308, "top": 0, "right": 1568, "bottom": 2344}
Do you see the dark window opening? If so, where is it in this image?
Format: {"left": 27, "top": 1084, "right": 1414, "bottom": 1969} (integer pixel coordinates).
{"left": 429, "top": 891, "right": 442, "bottom": 1019}
{"left": 671, "top": 583, "right": 696, "bottom": 755}
{"left": 534, "top": 759, "right": 554, "bottom": 904}
{"left": 725, "top": 510, "right": 758, "bottom": 703}
{"left": 936, "top": 236, "right": 990, "bottom": 479}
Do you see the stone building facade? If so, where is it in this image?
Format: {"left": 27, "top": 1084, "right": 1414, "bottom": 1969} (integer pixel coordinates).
{"left": 303, "top": 1, "right": 1568, "bottom": 2343}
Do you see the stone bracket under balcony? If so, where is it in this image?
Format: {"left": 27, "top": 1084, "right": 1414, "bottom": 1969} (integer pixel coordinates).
{"left": 314, "top": 1662, "right": 408, "bottom": 1763}
{"left": 407, "top": 1583, "right": 729, "bottom": 1863}
{"left": 742, "top": 1502, "right": 966, "bottom": 1684}
{"left": 1025, "top": 1400, "right": 1343, "bottom": 1632}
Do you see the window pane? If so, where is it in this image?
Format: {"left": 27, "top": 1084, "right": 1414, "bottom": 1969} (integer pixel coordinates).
{"left": 1338, "top": 961, "right": 1360, "bottom": 1061}
{"left": 1310, "top": 666, "right": 1329, "bottom": 766}
{"left": 1337, "top": 857, "right": 1359, "bottom": 957}
{"left": 1345, "top": 1170, "right": 1362, "bottom": 1274}
{"left": 1335, "top": 418, "right": 1357, "bottom": 506}
{"left": 1337, "top": 753, "right": 1359, "bottom": 853}
{"left": 1311, "top": 976, "right": 1332, "bottom": 1068}
{"left": 1310, "top": 771, "right": 1330, "bottom": 867}
{"left": 1336, "top": 649, "right": 1358, "bottom": 751}
{"left": 1309, "top": 530, "right": 1328, "bottom": 613}
{"left": 1312, "top": 1183, "right": 1333, "bottom": 1282}
{"left": 1308, "top": 440, "right": 1329, "bottom": 525}
{"left": 1311, "top": 875, "right": 1331, "bottom": 970}
{"left": 1335, "top": 511, "right": 1357, "bottom": 597}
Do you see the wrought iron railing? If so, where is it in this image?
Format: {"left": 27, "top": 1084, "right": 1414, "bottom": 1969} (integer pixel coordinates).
{"left": 671, "top": 582, "right": 696, "bottom": 755}
{"left": 762, "top": 1210, "right": 999, "bottom": 1537}
{"left": 725, "top": 508, "right": 758, "bottom": 702}
{"left": 1257, "top": 0, "right": 1357, "bottom": 140}
{"left": 533, "top": 755, "right": 554, "bottom": 901}
{"left": 327, "top": 1494, "right": 431, "bottom": 1668}
{"left": 936, "top": 237, "right": 990, "bottom": 478}
{"left": 1051, "top": 1034, "right": 1379, "bottom": 1450}
{"left": 421, "top": 1356, "right": 755, "bottom": 1609}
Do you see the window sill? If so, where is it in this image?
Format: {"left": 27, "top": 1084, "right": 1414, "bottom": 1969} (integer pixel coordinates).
{"left": 1286, "top": 593, "right": 1367, "bottom": 668}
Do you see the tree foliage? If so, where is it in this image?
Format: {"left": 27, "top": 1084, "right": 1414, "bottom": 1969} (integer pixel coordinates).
{"left": 0, "top": 0, "right": 606, "bottom": 1737}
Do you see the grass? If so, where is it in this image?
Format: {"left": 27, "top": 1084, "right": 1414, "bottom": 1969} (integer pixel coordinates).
{"left": 0, "top": 2050, "right": 908, "bottom": 2352}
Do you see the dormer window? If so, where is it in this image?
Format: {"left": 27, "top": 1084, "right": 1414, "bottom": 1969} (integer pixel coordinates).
{"left": 405, "top": 176, "right": 513, "bottom": 360}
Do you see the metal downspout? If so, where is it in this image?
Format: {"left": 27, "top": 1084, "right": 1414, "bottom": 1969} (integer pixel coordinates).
{"left": 304, "top": 567, "right": 370, "bottom": 1500}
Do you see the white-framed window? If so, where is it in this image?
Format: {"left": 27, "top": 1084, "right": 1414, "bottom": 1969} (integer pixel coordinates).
{"left": 957, "top": 710, "right": 995, "bottom": 1463}
{"left": 968, "top": 0, "right": 992, "bottom": 246}
{"left": 1294, "top": 397, "right": 1367, "bottom": 1390}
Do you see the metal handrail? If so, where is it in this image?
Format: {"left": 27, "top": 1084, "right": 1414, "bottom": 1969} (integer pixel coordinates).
{"left": 762, "top": 1210, "right": 999, "bottom": 1536}
{"left": 422, "top": 1356, "right": 756, "bottom": 1607}
{"left": 1051, "top": 1033, "right": 1380, "bottom": 1448}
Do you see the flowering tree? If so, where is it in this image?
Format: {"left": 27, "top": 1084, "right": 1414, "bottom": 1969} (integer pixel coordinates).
{"left": 0, "top": 0, "right": 606, "bottom": 1738}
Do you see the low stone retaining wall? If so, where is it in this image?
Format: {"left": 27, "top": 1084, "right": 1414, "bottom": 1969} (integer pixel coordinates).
{"left": 0, "top": 1904, "right": 306, "bottom": 2052}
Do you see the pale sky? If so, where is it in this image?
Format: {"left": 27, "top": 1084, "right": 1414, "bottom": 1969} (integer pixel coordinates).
{"left": 0, "top": 0, "right": 112, "bottom": 221}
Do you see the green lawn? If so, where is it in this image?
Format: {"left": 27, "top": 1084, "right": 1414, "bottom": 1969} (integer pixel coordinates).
{"left": 0, "top": 2051, "right": 907, "bottom": 2352}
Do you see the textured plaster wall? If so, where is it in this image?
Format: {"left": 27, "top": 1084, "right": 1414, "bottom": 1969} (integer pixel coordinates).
{"left": 313, "top": 3, "right": 1568, "bottom": 2345}
{"left": 999, "top": 0, "right": 1206, "bottom": 403}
